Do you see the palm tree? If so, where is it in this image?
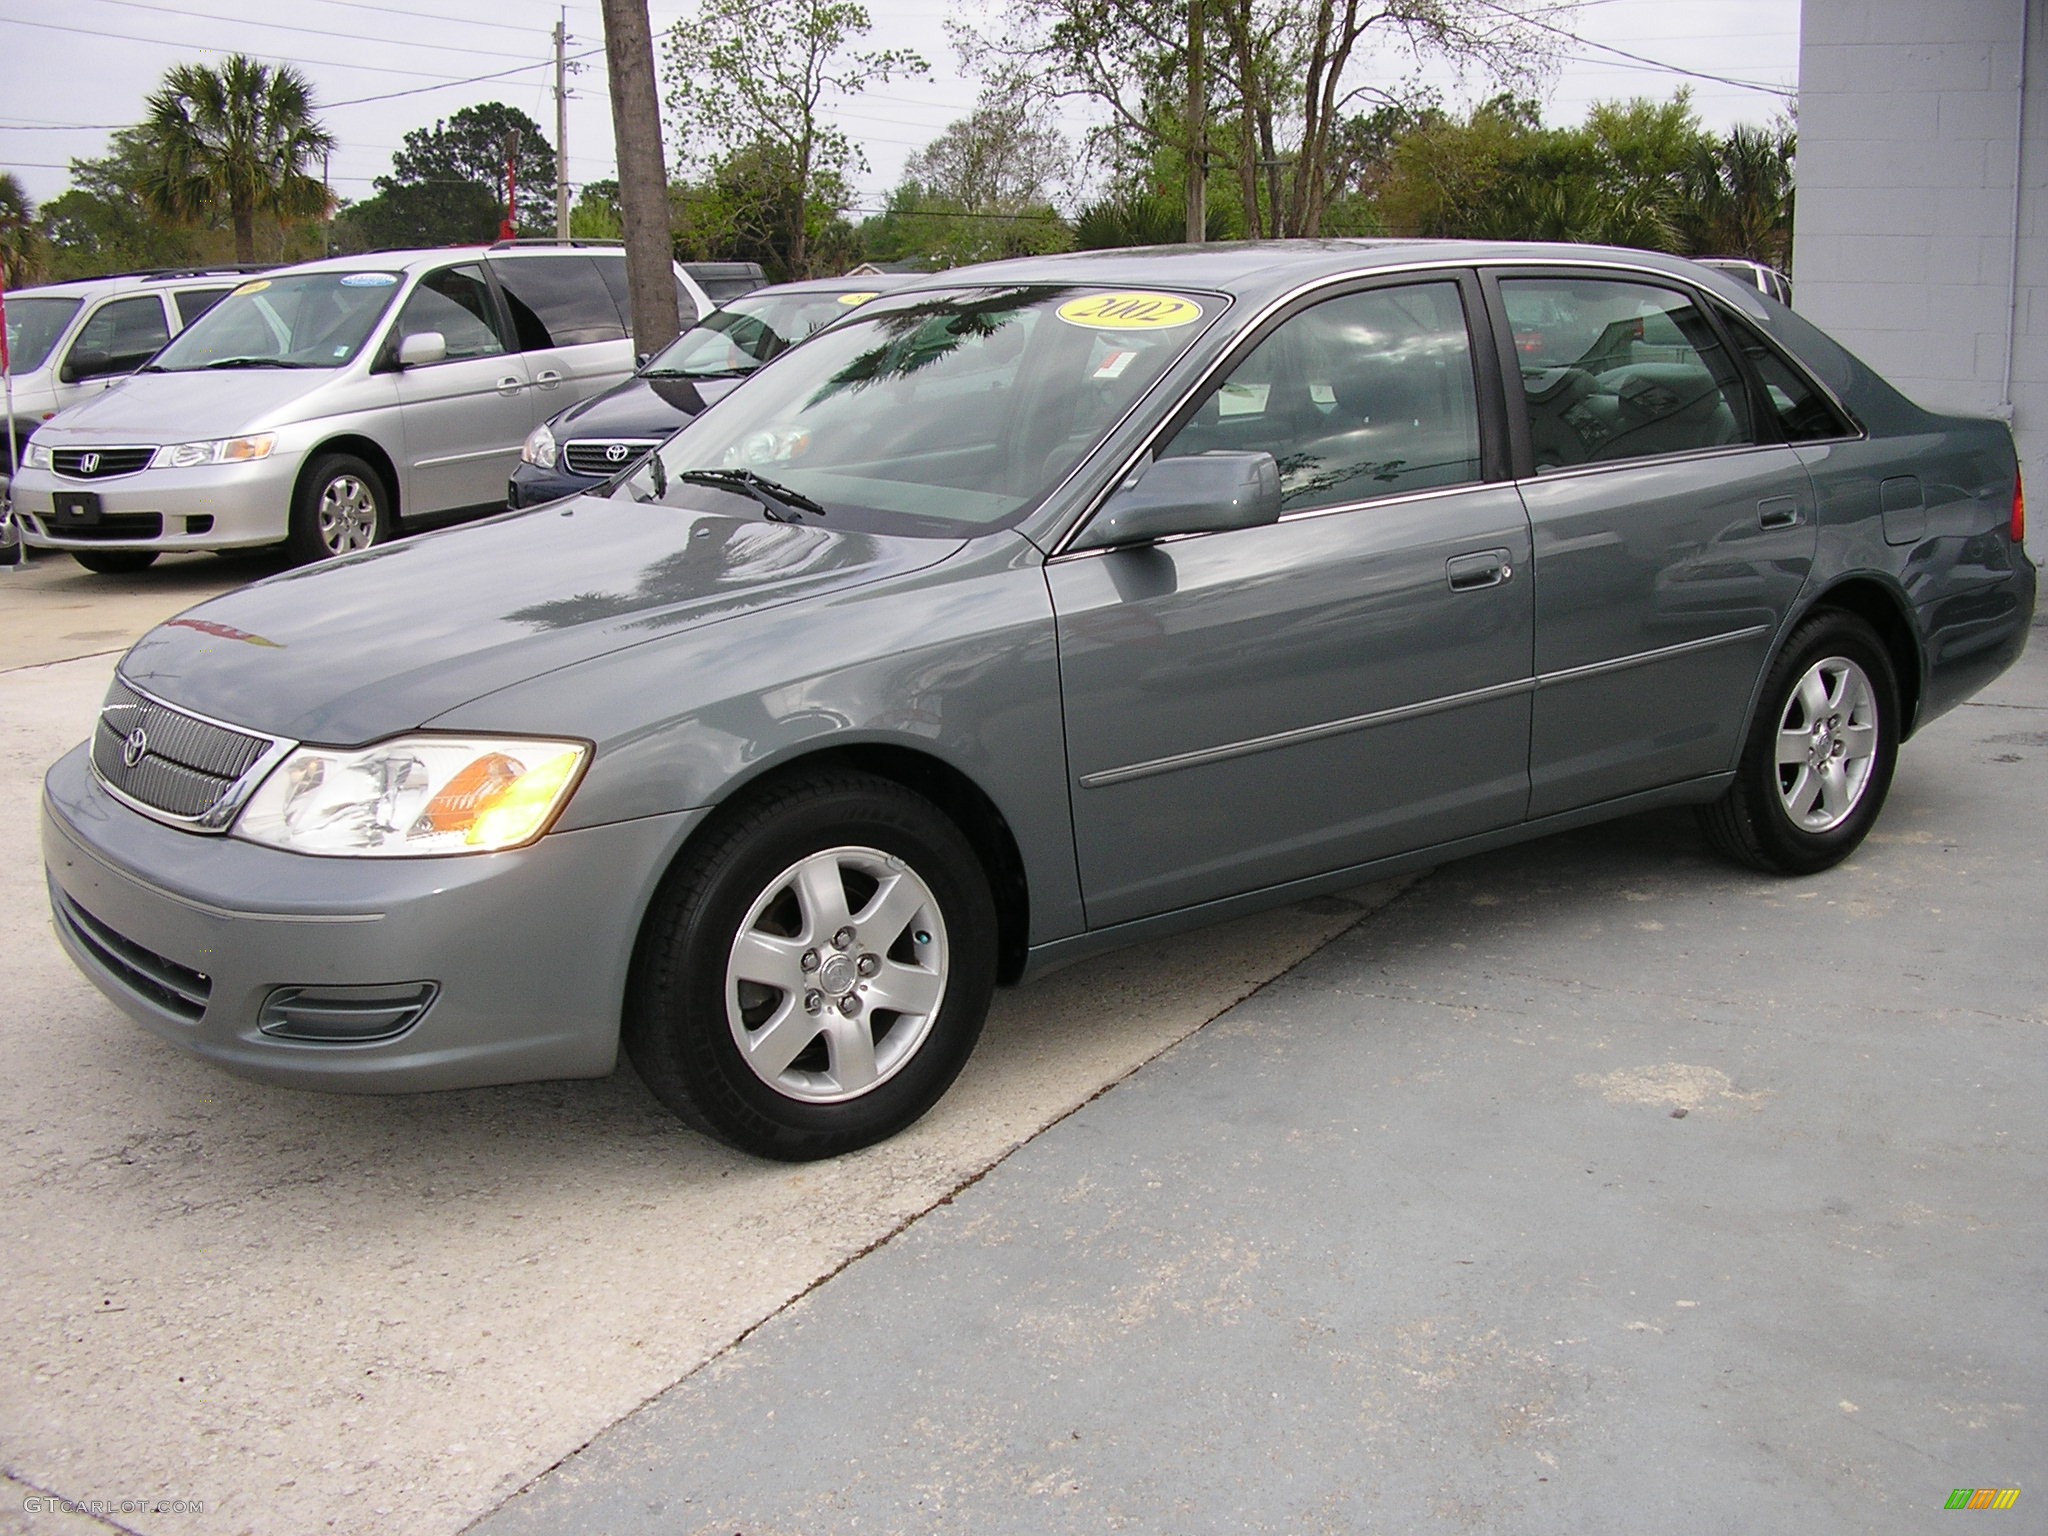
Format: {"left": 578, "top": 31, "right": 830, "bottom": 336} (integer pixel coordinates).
{"left": 0, "top": 171, "right": 41, "bottom": 289}
{"left": 140, "top": 54, "right": 335, "bottom": 262}
{"left": 1683, "top": 122, "right": 1796, "bottom": 268}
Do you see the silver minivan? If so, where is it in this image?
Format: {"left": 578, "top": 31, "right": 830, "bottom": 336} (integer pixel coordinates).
{"left": 13, "top": 244, "right": 712, "bottom": 572}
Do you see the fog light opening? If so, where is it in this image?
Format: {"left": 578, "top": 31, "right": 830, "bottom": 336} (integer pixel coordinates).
{"left": 259, "top": 982, "right": 438, "bottom": 1042}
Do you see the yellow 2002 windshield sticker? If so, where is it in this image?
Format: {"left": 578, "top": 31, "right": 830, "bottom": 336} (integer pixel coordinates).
{"left": 233, "top": 279, "right": 272, "bottom": 296}
{"left": 837, "top": 291, "right": 880, "bottom": 305}
{"left": 1056, "top": 292, "right": 1203, "bottom": 330}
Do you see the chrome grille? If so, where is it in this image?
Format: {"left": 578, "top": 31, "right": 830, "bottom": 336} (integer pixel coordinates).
{"left": 54, "top": 447, "right": 156, "bottom": 479}
{"left": 91, "top": 677, "right": 282, "bottom": 826}
{"left": 564, "top": 440, "right": 659, "bottom": 477}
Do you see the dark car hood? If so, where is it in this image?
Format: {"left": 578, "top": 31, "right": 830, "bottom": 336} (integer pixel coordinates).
{"left": 552, "top": 371, "right": 747, "bottom": 440}
{"left": 119, "top": 495, "right": 966, "bottom": 744}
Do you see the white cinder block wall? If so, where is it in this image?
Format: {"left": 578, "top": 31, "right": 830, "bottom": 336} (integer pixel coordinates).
{"left": 1793, "top": 0, "right": 2044, "bottom": 527}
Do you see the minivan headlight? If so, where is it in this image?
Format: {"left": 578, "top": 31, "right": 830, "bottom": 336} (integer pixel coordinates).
{"left": 521, "top": 422, "right": 558, "bottom": 468}
{"left": 235, "top": 735, "right": 589, "bottom": 857}
{"left": 23, "top": 441, "right": 52, "bottom": 469}
{"left": 152, "top": 434, "right": 276, "bottom": 469}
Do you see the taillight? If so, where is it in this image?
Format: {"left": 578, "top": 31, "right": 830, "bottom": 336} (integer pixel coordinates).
{"left": 2014, "top": 470, "right": 2026, "bottom": 543}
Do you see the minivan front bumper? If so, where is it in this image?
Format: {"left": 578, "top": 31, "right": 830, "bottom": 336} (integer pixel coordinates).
{"left": 14, "top": 455, "right": 303, "bottom": 551}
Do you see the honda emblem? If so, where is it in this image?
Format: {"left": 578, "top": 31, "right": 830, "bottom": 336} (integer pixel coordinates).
{"left": 79, "top": 451, "right": 101, "bottom": 475}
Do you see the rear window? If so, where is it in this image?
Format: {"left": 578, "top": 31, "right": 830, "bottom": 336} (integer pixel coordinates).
{"left": 173, "top": 287, "right": 234, "bottom": 327}
{"left": 492, "top": 254, "right": 630, "bottom": 349}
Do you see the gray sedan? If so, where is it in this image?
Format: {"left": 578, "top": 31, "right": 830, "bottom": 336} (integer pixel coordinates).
{"left": 42, "top": 241, "right": 2034, "bottom": 1160}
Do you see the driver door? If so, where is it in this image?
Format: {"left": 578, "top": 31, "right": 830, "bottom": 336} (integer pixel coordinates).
{"left": 389, "top": 263, "right": 535, "bottom": 516}
{"left": 1048, "top": 278, "right": 1535, "bottom": 928}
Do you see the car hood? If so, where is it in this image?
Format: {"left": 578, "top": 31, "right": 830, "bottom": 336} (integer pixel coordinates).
{"left": 118, "top": 494, "right": 966, "bottom": 744}
{"left": 36, "top": 367, "right": 341, "bottom": 440}
{"left": 551, "top": 372, "right": 746, "bottom": 439}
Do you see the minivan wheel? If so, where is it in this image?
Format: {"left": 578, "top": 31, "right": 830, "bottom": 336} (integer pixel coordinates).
{"left": 1701, "top": 610, "right": 1899, "bottom": 875}
{"left": 626, "top": 771, "right": 997, "bottom": 1161}
{"left": 289, "top": 453, "right": 390, "bottom": 564}
{"left": 71, "top": 549, "right": 160, "bottom": 575}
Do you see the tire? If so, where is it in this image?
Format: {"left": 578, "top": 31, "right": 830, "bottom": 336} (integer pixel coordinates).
{"left": 71, "top": 549, "right": 159, "bottom": 575}
{"left": 1700, "top": 610, "right": 1899, "bottom": 875}
{"left": 288, "top": 453, "right": 390, "bottom": 565}
{"left": 626, "top": 771, "right": 997, "bottom": 1161}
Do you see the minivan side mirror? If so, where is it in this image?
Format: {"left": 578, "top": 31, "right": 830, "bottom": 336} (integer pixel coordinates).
{"left": 1069, "top": 450, "right": 1283, "bottom": 552}
{"left": 397, "top": 331, "right": 448, "bottom": 369}
{"left": 59, "top": 346, "right": 111, "bottom": 385}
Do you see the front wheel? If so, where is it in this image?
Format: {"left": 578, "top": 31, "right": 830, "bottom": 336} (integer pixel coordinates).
{"left": 626, "top": 771, "right": 997, "bottom": 1160}
{"left": 1701, "top": 611, "right": 1899, "bottom": 874}
{"left": 288, "top": 453, "right": 390, "bottom": 565}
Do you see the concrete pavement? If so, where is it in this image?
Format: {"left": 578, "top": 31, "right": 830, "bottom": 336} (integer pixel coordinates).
{"left": 473, "top": 628, "right": 2048, "bottom": 1535}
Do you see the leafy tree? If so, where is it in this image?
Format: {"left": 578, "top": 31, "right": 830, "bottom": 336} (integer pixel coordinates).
{"left": 570, "top": 179, "right": 624, "bottom": 240}
{"left": 672, "top": 138, "right": 859, "bottom": 279}
{"left": 963, "top": 0, "right": 1553, "bottom": 239}
{"left": 862, "top": 92, "right": 1073, "bottom": 265}
{"left": 139, "top": 54, "right": 335, "bottom": 262}
{"left": 332, "top": 179, "right": 504, "bottom": 252}
{"left": 384, "top": 102, "right": 557, "bottom": 236}
{"left": 1682, "top": 119, "right": 1795, "bottom": 268}
{"left": 0, "top": 172, "right": 42, "bottom": 288}
{"left": 663, "top": 0, "right": 926, "bottom": 277}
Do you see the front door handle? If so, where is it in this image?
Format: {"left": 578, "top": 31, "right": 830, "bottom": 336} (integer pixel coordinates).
{"left": 533, "top": 369, "right": 564, "bottom": 389}
{"left": 1447, "top": 548, "right": 1514, "bottom": 591}
{"left": 1758, "top": 496, "right": 1801, "bottom": 530}
{"left": 496, "top": 376, "right": 525, "bottom": 396}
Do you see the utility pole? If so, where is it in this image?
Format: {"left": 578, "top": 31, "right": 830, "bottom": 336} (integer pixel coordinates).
{"left": 554, "top": 12, "right": 571, "bottom": 239}
{"left": 600, "top": 0, "right": 682, "bottom": 353}
{"left": 503, "top": 128, "right": 521, "bottom": 241}
{"left": 1185, "top": 0, "right": 1205, "bottom": 244}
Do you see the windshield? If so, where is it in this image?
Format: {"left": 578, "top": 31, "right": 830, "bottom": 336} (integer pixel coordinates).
{"left": 149, "top": 271, "right": 403, "bottom": 371}
{"left": 614, "top": 284, "right": 1220, "bottom": 535}
{"left": 4, "top": 296, "right": 83, "bottom": 374}
{"left": 642, "top": 289, "right": 883, "bottom": 379}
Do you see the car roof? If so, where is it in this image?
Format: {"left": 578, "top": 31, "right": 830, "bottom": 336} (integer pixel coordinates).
{"left": 882, "top": 238, "right": 1778, "bottom": 317}
{"left": 267, "top": 245, "right": 643, "bottom": 279}
{"left": 9, "top": 268, "right": 268, "bottom": 299}
{"left": 735, "top": 275, "right": 917, "bottom": 299}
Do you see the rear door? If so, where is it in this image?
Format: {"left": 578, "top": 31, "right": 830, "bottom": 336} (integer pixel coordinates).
{"left": 389, "top": 262, "right": 533, "bottom": 515}
{"left": 54, "top": 293, "right": 171, "bottom": 408}
{"left": 1050, "top": 275, "right": 1535, "bottom": 927}
{"left": 1489, "top": 268, "right": 1817, "bottom": 817}
{"left": 489, "top": 253, "right": 635, "bottom": 417}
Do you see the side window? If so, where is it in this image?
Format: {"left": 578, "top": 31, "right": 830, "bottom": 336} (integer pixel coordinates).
{"left": 492, "top": 255, "right": 630, "bottom": 349}
{"left": 1160, "top": 281, "right": 1483, "bottom": 512}
{"left": 1718, "top": 308, "right": 1855, "bottom": 443}
{"left": 173, "top": 288, "right": 232, "bottom": 327}
{"left": 66, "top": 295, "right": 171, "bottom": 380}
{"left": 394, "top": 265, "right": 507, "bottom": 362}
{"left": 595, "top": 258, "right": 699, "bottom": 328}
{"left": 1502, "top": 277, "right": 1753, "bottom": 470}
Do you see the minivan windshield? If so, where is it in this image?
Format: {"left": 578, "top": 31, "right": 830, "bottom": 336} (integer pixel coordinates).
{"left": 614, "top": 284, "right": 1220, "bottom": 535}
{"left": 5, "top": 296, "right": 82, "bottom": 374}
{"left": 642, "top": 289, "right": 883, "bottom": 380}
{"left": 148, "top": 271, "right": 404, "bottom": 372}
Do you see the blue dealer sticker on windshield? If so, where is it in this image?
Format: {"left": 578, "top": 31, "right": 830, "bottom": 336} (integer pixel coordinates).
{"left": 339, "top": 273, "right": 399, "bottom": 287}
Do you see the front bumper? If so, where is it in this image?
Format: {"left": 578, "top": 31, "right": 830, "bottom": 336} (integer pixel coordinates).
{"left": 14, "top": 455, "right": 303, "bottom": 552}
{"left": 43, "top": 743, "right": 705, "bottom": 1092}
{"left": 507, "top": 461, "right": 608, "bottom": 509}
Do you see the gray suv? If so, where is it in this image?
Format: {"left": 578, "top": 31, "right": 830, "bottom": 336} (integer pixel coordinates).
{"left": 13, "top": 243, "right": 712, "bottom": 572}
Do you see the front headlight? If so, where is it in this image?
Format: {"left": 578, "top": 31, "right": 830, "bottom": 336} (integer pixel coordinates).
{"left": 521, "top": 422, "right": 557, "bottom": 468}
{"left": 151, "top": 434, "right": 276, "bottom": 469}
{"left": 23, "top": 441, "right": 52, "bottom": 470}
{"left": 235, "top": 735, "right": 589, "bottom": 857}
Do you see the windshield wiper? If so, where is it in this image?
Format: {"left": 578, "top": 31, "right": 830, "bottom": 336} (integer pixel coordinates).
{"left": 202, "top": 357, "right": 307, "bottom": 369}
{"left": 640, "top": 365, "right": 753, "bottom": 380}
{"left": 670, "top": 468, "right": 826, "bottom": 522}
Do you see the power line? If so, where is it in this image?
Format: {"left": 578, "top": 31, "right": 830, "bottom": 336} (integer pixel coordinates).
{"left": 73, "top": 0, "right": 548, "bottom": 62}
{"left": 0, "top": 15, "right": 525, "bottom": 81}
{"left": 324, "top": 50, "right": 600, "bottom": 109}
{"left": 302, "top": 0, "right": 564, "bottom": 38}
{"left": 1473, "top": 0, "right": 1796, "bottom": 98}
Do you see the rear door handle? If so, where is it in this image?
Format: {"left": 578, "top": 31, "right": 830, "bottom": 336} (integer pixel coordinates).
{"left": 496, "top": 376, "right": 526, "bottom": 396}
{"left": 1758, "top": 496, "right": 1801, "bottom": 530}
{"left": 534, "top": 369, "right": 564, "bottom": 389}
{"left": 1447, "top": 548, "right": 1513, "bottom": 591}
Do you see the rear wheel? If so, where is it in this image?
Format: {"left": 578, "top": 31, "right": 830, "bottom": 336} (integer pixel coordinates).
{"left": 1701, "top": 611, "right": 1899, "bottom": 874}
{"left": 71, "top": 549, "right": 159, "bottom": 575}
{"left": 288, "top": 453, "right": 390, "bottom": 564}
{"left": 626, "top": 771, "right": 997, "bottom": 1160}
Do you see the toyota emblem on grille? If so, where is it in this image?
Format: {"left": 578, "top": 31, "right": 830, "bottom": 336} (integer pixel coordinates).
{"left": 79, "top": 452, "right": 102, "bottom": 475}
{"left": 604, "top": 443, "right": 631, "bottom": 464}
{"left": 121, "top": 726, "right": 150, "bottom": 768}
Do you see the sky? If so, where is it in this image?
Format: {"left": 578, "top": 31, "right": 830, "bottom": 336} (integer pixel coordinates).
{"left": 0, "top": 0, "right": 1800, "bottom": 220}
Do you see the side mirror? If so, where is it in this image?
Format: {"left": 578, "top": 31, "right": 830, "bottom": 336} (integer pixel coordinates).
{"left": 60, "top": 347, "right": 109, "bottom": 385}
{"left": 634, "top": 351, "right": 650, "bottom": 369}
{"left": 1070, "top": 451, "right": 1283, "bottom": 552}
{"left": 397, "top": 331, "right": 447, "bottom": 369}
